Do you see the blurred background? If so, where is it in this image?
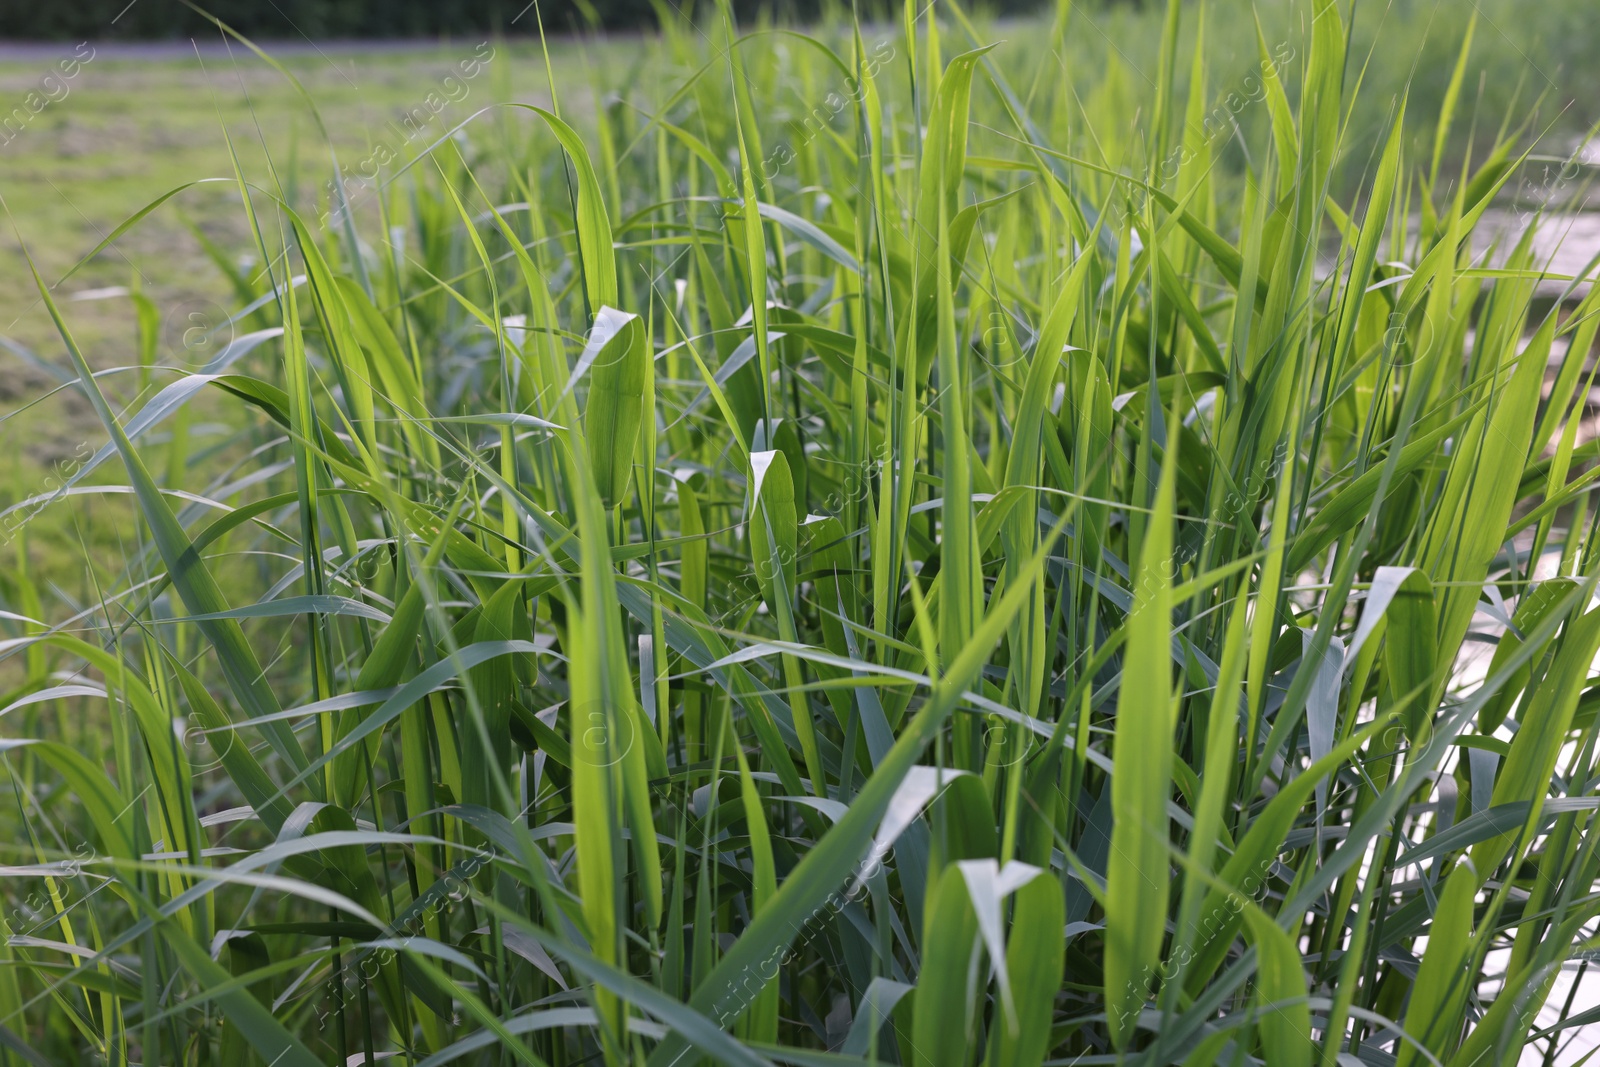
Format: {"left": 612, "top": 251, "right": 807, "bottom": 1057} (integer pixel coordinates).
{"left": 8, "top": 0, "right": 1023, "bottom": 37}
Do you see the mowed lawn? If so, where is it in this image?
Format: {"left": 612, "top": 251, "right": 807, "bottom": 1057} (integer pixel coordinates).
{"left": 0, "top": 38, "right": 573, "bottom": 473}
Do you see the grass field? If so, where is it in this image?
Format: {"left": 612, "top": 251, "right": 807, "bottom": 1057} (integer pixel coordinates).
{"left": 3, "top": 0, "right": 1600, "bottom": 1064}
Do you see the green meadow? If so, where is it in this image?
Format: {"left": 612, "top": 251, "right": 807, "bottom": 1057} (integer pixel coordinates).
{"left": 1, "top": 0, "right": 1600, "bottom": 1064}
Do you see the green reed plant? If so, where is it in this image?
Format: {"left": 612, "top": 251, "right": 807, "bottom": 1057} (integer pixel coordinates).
{"left": 2, "top": 0, "right": 1599, "bottom": 1064}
